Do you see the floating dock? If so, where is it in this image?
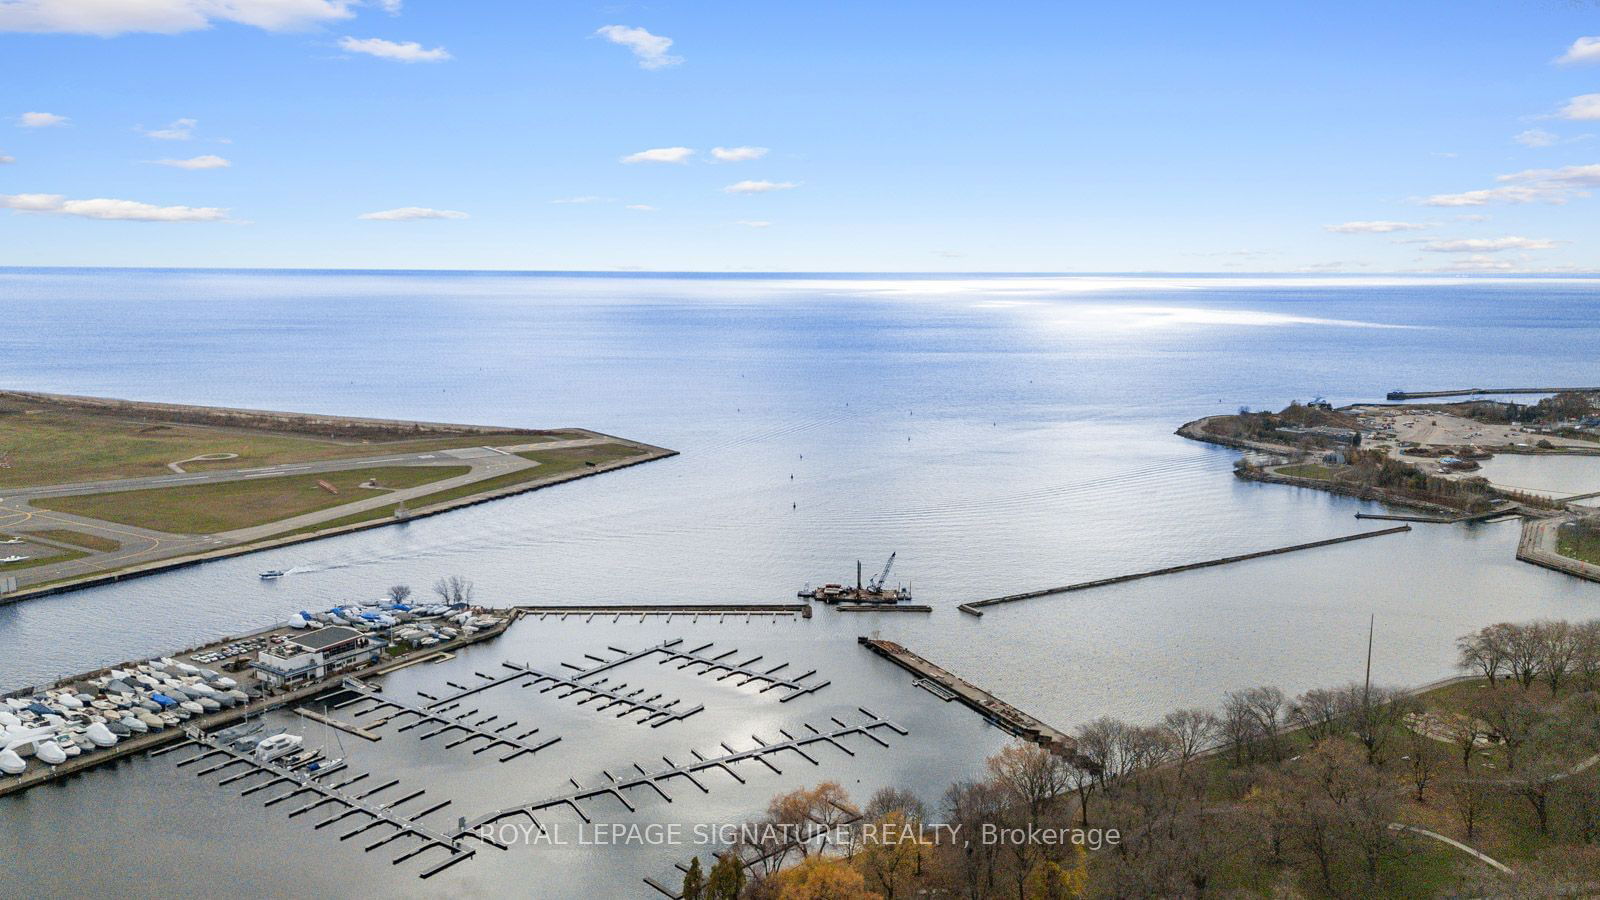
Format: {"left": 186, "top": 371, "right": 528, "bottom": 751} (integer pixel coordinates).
{"left": 161, "top": 726, "right": 475, "bottom": 879}
{"left": 834, "top": 603, "right": 932, "bottom": 613}
{"left": 958, "top": 525, "right": 1411, "bottom": 616}
{"left": 454, "top": 708, "right": 906, "bottom": 838}
{"left": 858, "top": 637, "right": 1076, "bottom": 758}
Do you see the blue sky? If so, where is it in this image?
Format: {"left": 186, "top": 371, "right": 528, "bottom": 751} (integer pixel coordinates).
{"left": 3, "top": 0, "right": 1599, "bottom": 272}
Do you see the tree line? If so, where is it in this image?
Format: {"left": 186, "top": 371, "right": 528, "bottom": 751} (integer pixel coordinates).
{"left": 683, "top": 617, "right": 1600, "bottom": 897}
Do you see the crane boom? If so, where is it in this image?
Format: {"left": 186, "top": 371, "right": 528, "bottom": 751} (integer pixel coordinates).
{"left": 868, "top": 552, "right": 896, "bottom": 592}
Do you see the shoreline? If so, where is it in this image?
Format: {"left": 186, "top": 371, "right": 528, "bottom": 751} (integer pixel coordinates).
{"left": 0, "top": 444, "right": 677, "bottom": 607}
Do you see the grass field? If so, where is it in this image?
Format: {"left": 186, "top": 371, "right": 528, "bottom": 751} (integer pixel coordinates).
{"left": 0, "top": 398, "right": 576, "bottom": 489}
{"left": 1276, "top": 463, "right": 1340, "bottom": 480}
{"left": 1557, "top": 534, "right": 1600, "bottom": 566}
{"left": 28, "top": 528, "right": 121, "bottom": 551}
{"left": 34, "top": 465, "right": 468, "bottom": 534}
{"left": 0, "top": 547, "right": 87, "bottom": 572}
{"left": 273, "top": 443, "right": 656, "bottom": 536}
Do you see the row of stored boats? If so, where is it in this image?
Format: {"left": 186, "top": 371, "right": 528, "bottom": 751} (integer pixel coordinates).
{"left": 0, "top": 657, "right": 261, "bottom": 776}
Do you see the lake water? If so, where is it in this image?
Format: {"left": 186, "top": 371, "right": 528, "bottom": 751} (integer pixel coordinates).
{"left": 2, "top": 270, "right": 1598, "bottom": 896}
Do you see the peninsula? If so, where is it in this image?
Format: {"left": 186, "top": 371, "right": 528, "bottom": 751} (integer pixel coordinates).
{"left": 0, "top": 391, "right": 674, "bottom": 604}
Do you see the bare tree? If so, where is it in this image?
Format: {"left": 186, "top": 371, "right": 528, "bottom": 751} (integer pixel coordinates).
{"left": 387, "top": 584, "right": 412, "bottom": 603}
{"left": 1404, "top": 722, "right": 1436, "bottom": 803}
{"left": 1472, "top": 688, "right": 1545, "bottom": 773}
{"left": 1456, "top": 623, "right": 1511, "bottom": 686}
{"left": 1444, "top": 775, "right": 1488, "bottom": 841}
{"left": 1533, "top": 620, "right": 1577, "bottom": 696}
{"left": 1505, "top": 623, "right": 1543, "bottom": 690}
{"left": 432, "top": 575, "right": 475, "bottom": 605}
{"left": 1160, "top": 708, "right": 1220, "bottom": 772}
{"left": 1344, "top": 684, "right": 1416, "bottom": 766}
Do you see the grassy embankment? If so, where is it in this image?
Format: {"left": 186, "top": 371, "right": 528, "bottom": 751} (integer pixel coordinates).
{"left": 271, "top": 443, "right": 653, "bottom": 537}
{"left": 34, "top": 466, "right": 468, "bottom": 534}
{"left": 0, "top": 548, "right": 88, "bottom": 571}
{"left": 0, "top": 394, "right": 571, "bottom": 489}
{"left": 1275, "top": 463, "right": 1338, "bottom": 480}
{"left": 1160, "top": 676, "right": 1598, "bottom": 895}
{"left": 27, "top": 529, "right": 122, "bottom": 551}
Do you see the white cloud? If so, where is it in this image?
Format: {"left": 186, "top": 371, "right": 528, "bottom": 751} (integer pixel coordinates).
{"left": 1456, "top": 213, "right": 1491, "bottom": 222}
{"left": 1, "top": 192, "right": 229, "bottom": 221}
{"left": 141, "top": 117, "right": 196, "bottom": 139}
{"left": 357, "top": 206, "right": 468, "bottom": 220}
{"left": 626, "top": 204, "right": 656, "bottom": 211}
{"left": 1560, "top": 93, "right": 1600, "bottom": 121}
{"left": 722, "top": 179, "right": 797, "bottom": 194}
{"left": 1324, "top": 220, "right": 1428, "bottom": 234}
{"left": 151, "top": 154, "right": 230, "bottom": 169}
{"left": 0, "top": 153, "right": 13, "bottom": 164}
{"left": 19, "top": 111, "right": 66, "bottom": 128}
{"left": 1557, "top": 35, "right": 1600, "bottom": 65}
{"left": 375, "top": 0, "right": 401, "bottom": 12}
{"left": 711, "top": 146, "right": 768, "bottom": 162}
{"left": 1515, "top": 128, "right": 1559, "bottom": 148}
{"left": 594, "top": 24, "right": 681, "bottom": 70}
{"left": 1435, "top": 254, "right": 1516, "bottom": 272}
{"left": 0, "top": 0, "right": 359, "bottom": 35}
{"left": 1421, "top": 163, "right": 1600, "bottom": 206}
{"left": 338, "top": 36, "right": 451, "bottom": 63}
{"left": 1417, "top": 236, "right": 1560, "bottom": 253}
{"left": 734, "top": 220, "right": 771, "bottom": 227}
{"left": 621, "top": 146, "right": 693, "bottom": 164}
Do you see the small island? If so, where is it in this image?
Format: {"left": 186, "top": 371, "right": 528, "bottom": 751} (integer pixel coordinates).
{"left": 0, "top": 391, "right": 674, "bottom": 603}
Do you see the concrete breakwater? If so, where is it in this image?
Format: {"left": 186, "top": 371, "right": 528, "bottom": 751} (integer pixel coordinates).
{"left": 1385, "top": 387, "right": 1600, "bottom": 401}
{"left": 858, "top": 637, "right": 1079, "bottom": 759}
{"left": 958, "top": 526, "right": 1412, "bottom": 616}
{"left": 1516, "top": 518, "right": 1600, "bottom": 586}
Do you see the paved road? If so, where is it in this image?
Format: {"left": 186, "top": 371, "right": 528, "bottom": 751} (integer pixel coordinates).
{"left": 0, "top": 435, "right": 621, "bottom": 593}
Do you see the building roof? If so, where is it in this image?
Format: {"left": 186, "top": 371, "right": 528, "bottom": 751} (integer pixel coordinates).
{"left": 289, "top": 625, "right": 366, "bottom": 652}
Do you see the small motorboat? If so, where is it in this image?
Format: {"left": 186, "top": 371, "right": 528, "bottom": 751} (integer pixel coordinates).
{"left": 179, "top": 701, "right": 204, "bottom": 716}
{"left": 105, "top": 720, "right": 130, "bottom": 738}
{"left": 33, "top": 739, "right": 67, "bottom": 766}
{"left": 259, "top": 570, "right": 286, "bottom": 579}
{"left": 0, "top": 749, "right": 26, "bottom": 775}
{"left": 122, "top": 716, "right": 148, "bottom": 734}
{"left": 253, "top": 733, "right": 303, "bottom": 763}
{"left": 84, "top": 723, "right": 117, "bottom": 747}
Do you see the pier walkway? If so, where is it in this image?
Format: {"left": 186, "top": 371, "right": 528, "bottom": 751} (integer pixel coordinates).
{"left": 514, "top": 603, "right": 810, "bottom": 621}
{"left": 859, "top": 638, "right": 1076, "bottom": 757}
{"left": 338, "top": 678, "right": 563, "bottom": 761}
{"left": 958, "top": 526, "right": 1411, "bottom": 616}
